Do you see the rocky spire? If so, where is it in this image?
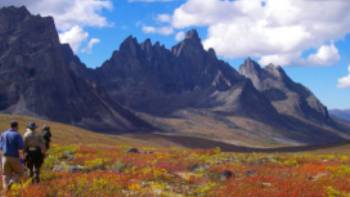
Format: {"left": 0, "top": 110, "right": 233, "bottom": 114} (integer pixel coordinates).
{"left": 239, "top": 58, "right": 265, "bottom": 81}
{"left": 171, "top": 29, "right": 204, "bottom": 57}
{"left": 119, "top": 36, "right": 140, "bottom": 57}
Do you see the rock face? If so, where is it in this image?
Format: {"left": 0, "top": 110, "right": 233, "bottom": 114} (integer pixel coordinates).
{"left": 239, "top": 58, "right": 331, "bottom": 125}
{"left": 95, "top": 30, "right": 278, "bottom": 121}
{"left": 0, "top": 6, "right": 149, "bottom": 131}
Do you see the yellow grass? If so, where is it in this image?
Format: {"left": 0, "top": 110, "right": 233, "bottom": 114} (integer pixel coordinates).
{"left": 0, "top": 114, "right": 158, "bottom": 147}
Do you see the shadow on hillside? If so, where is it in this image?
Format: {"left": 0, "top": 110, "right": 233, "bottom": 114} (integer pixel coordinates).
{"left": 134, "top": 133, "right": 350, "bottom": 153}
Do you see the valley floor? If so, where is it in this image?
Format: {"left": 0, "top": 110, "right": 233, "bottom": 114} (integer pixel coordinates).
{"left": 4, "top": 143, "right": 350, "bottom": 197}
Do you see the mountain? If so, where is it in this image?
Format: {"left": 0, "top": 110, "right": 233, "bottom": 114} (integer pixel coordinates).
{"left": 239, "top": 58, "right": 332, "bottom": 125}
{"left": 94, "top": 30, "right": 348, "bottom": 145}
{"left": 95, "top": 30, "right": 278, "bottom": 120}
{"left": 331, "top": 109, "right": 350, "bottom": 122}
{"left": 0, "top": 6, "right": 348, "bottom": 147}
{"left": 0, "top": 6, "right": 149, "bottom": 131}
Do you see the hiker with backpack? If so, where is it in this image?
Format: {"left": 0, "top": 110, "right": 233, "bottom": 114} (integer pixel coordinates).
{"left": 23, "top": 122, "right": 46, "bottom": 183}
{"left": 0, "top": 121, "right": 25, "bottom": 191}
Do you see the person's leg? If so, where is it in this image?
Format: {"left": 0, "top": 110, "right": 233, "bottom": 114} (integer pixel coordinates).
{"left": 10, "top": 157, "right": 24, "bottom": 185}
{"left": 2, "top": 173, "right": 11, "bottom": 191}
{"left": 33, "top": 163, "right": 40, "bottom": 183}
{"left": 45, "top": 141, "right": 50, "bottom": 150}
{"left": 2, "top": 157, "right": 13, "bottom": 191}
{"left": 26, "top": 154, "right": 35, "bottom": 183}
{"left": 27, "top": 161, "right": 34, "bottom": 178}
{"left": 33, "top": 151, "right": 43, "bottom": 183}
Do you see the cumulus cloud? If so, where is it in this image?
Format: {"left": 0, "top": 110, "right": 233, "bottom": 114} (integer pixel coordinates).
{"left": 169, "top": 0, "right": 350, "bottom": 66}
{"left": 306, "top": 44, "right": 340, "bottom": 66}
{"left": 128, "top": 0, "right": 174, "bottom": 3}
{"left": 82, "top": 38, "right": 101, "bottom": 54}
{"left": 142, "top": 25, "right": 174, "bottom": 35}
{"left": 0, "top": 0, "right": 112, "bottom": 53}
{"left": 337, "top": 65, "right": 350, "bottom": 88}
{"left": 259, "top": 53, "right": 299, "bottom": 66}
{"left": 0, "top": 0, "right": 112, "bottom": 30}
{"left": 59, "top": 26, "right": 88, "bottom": 52}
{"left": 156, "top": 14, "right": 172, "bottom": 23}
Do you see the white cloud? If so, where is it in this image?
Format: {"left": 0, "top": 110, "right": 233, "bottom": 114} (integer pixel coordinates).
{"left": 156, "top": 14, "right": 172, "bottom": 23}
{"left": 82, "top": 38, "right": 101, "bottom": 54}
{"left": 0, "top": 0, "right": 112, "bottom": 30}
{"left": 0, "top": 0, "right": 112, "bottom": 53}
{"left": 169, "top": 0, "right": 350, "bottom": 66}
{"left": 128, "top": 0, "right": 174, "bottom": 3}
{"left": 59, "top": 26, "right": 88, "bottom": 52}
{"left": 142, "top": 25, "right": 174, "bottom": 35}
{"left": 306, "top": 44, "right": 340, "bottom": 66}
{"left": 175, "top": 31, "right": 185, "bottom": 41}
{"left": 337, "top": 65, "right": 350, "bottom": 88}
{"left": 259, "top": 53, "right": 299, "bottom": 66}
{"left": 142, "top": 26, "right": 157, "bottom": 33}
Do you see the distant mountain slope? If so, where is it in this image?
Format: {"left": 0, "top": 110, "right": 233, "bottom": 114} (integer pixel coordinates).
{"left": 239, "top": 58, "right": 332, "bottom": 126}
{"left": 331, "top": 109, "right": 350, "bottom": 121}
{"left": 0, "top": 6, "right": 150, "bottom": 131}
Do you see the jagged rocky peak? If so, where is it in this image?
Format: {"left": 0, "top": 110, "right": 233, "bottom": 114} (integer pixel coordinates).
{"left": 264, "top": 63, "right": 287, "bottom": 79}
{"left": 185, "top": 29, "right": 201, "bottom": 41}
{"left": 207, "top": 48, "right": 217, "bottom": 58}
{"left": 118, "top": 35, "right": 141, "bottom": 57}
{"left": 239, "top": 59, "right": 291, "bottom": 83}
{"left": 0, "top": 5, "right": 30, "bottom": 20}
{"left": 0, "top": 6, "right": 59, "bottom": 44}
{"left": 172, "top": 29, "right": 204, "bottom": 57}
{"left": 239, "top": 58, "right": 263, "bottom": 76}
{"left": 120, "top": 36, "right": 138, "bottom": 49}
{"left": 140, "top": 38, "right": 152, "bottom": 50}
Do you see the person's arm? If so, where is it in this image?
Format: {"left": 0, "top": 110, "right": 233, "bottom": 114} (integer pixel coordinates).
{"left": 39, "top": 137, "right": 46, "bottom": 154}
{"left": 19, "top": 150, "right": 24, "bottom": 163}
{"left": 0, "top": 134, "right": 3, "bottom": 152}
{"left": 17, "top": 135, "right": 25, "bottom": 161}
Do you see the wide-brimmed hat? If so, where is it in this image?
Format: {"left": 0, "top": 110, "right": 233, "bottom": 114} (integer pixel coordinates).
{"left": 27, "top": 122, "right": 38, "bottom": 129}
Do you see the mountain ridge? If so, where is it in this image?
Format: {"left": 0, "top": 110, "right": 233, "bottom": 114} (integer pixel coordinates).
{"left": 0, "top": 6, "right": 349, "bottom": 146}
{"left": 331, "top": 109, "right": 350, "bottom": 122}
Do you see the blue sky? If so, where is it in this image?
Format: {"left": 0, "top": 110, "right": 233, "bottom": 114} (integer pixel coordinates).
{"left": 78, "top": 0, "right": 188, "bottom": 68}
{"left": 1, "top": 0, "right": 349, "bottom": 109}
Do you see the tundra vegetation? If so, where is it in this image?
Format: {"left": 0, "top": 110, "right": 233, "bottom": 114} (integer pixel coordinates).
{"left": 4, "top": 143, "right": 350, "bottom": 197}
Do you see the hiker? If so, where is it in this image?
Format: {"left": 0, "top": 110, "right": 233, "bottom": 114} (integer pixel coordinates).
{"left": 41, "top": 125, "right": 52, "bottom": 150}
{"left": 0, "top": 121, "right": 25, "bottom": 191}
{"left": 23, "top": 122, "right": 46, "bottom": 183}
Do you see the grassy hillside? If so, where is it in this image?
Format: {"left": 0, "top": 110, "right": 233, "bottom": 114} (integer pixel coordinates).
{"left": 0, "top": 114, "right": 186, "bottom": 148}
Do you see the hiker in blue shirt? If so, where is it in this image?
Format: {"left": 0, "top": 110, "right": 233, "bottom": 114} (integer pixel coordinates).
{"left": 0, "top": 121, "right": 25, "bottom": 191}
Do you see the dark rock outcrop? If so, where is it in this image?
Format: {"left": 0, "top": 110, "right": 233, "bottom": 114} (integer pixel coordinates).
{"left": 0, "top": 6, "right": 149, "bottom": 131}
